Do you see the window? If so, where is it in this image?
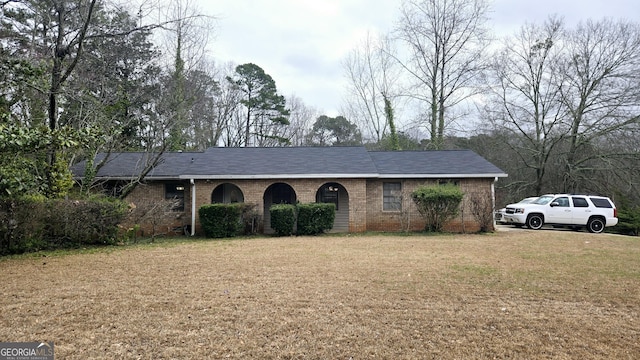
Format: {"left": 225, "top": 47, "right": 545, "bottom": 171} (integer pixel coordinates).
{"left": 438, "top": 179, "right": 460, "bottom": 186}
{"left": 165, "top": 183, "right": 185, "bottom": 211}
{"left": 212, "top": 183, "right": 244, "bottom": 204}
{"left": 271, "top": 183, "right": 294, "bottom": 204}
{"left": 553, "top": 197, "right": 569, "bottom": 207}
{"left": 572, "top": 197, "right": 589, "bottom": 208}
{"left": 103, "top": 181, "right": 126, "bottom": 198}
{"left": 533, "top": 195, "right": 555, "bottom": 205}
{"left": 383, "top": 182, "right": 402, "bottom": 211}
{"left": 590, "top": 197, "right": 613, "bottom": 208}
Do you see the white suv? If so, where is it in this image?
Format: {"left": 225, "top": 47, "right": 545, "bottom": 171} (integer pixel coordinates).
{"left": 503, "top": 194, "right": 618, "bottom": 233}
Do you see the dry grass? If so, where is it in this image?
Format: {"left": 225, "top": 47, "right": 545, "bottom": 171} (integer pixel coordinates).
{"left": 1, "top": 230, "right": 639, "bottom": 359}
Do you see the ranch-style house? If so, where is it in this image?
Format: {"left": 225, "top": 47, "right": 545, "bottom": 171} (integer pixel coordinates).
{"left": 72, "top": 146, "right": 507, "bottom": 235}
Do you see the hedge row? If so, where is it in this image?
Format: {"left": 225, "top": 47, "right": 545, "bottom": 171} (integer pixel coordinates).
{"left": 270, "top": 203, "right": 336, "bottom": 236}
{"left": 0, "top": 196, "right": 128, "bottom": 255}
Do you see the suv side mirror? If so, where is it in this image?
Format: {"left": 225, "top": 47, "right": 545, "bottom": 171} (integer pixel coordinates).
{"left": 550, "top": 202, "right": 559, "bottom": 207}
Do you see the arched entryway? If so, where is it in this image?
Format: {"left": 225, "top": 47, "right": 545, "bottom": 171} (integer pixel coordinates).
{"left": 263, "top": 183, "right": 297, "bottom": 233}
{"left": 316, "top": 182, "right": 349, "bottom": 232}
{"left": 211, "top": 183, "right": 244, "bottom": 203}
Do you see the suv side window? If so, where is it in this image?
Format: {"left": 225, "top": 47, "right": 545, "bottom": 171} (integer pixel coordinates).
{"left": 572, "top": 197, "right": 589, "bottom": 208}
{"left": 554, "top": 197, "right": 570, "bottom": 207}
{"left": 590, "top": 197, "right": 613, "bottom": 208}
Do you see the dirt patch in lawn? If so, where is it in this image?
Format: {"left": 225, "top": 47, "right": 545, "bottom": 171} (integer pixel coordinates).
{"left": 1, "top": 230, "right": 638, "bottom": 359}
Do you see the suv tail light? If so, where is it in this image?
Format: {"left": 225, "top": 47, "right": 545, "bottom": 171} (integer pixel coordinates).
{"left": 614, "top": 208, "right": 617, "bottom": 218}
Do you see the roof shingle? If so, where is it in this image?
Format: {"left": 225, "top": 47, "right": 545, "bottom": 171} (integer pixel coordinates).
{"left": 72, "top": 147, "right": 507, "bottom": 180}
{"left": 369, "top": 150, "right": 505, "bottom": 177}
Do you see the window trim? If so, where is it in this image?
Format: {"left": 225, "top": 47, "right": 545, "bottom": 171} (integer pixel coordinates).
{"left": 383, "top": 182, "right": 402, "bottom": 212}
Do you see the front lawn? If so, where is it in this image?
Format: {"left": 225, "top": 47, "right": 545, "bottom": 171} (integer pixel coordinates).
{"left": 1, "top": 230, "right": 638, "bottom": 359}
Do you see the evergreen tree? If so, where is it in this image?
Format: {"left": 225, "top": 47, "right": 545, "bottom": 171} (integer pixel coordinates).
{"left": 227, "top": 63, "right": 290, "bottom": 147}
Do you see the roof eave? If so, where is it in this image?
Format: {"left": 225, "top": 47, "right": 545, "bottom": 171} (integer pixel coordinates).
{"left": 82, "top": 176, "right": 183, "bottom": 181}
{"left": 376, "top": 173, "right": 508, "bottom": 179}
{"left": 83, "top": 173, "right": 508, "bottom": 181}
{"left": 180, "top": 173, "right": 380, "bottom": 180}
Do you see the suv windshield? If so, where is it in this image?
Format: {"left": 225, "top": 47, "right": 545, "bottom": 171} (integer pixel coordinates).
{"left": 532, "top": 195, "right": 554, "bottom": 205}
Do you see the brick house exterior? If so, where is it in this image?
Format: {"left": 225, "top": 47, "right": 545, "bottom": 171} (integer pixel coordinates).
{"left": 73, "top": 147, "right": 507, "bottom": 235}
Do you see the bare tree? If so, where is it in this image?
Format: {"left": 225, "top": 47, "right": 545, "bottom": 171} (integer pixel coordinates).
{"left": 483, "top": 17, "right": 566, "bottom": 195}
{"left": 157, "top": 0, "right": 212, "bottom": 72}
{"left": 395, "top": 0, "right": 490, "bottom": 149}
{"left": 184, "top": 64, "right": 223, "bottom": 150}
{"left": 467, "top": 191, "right": 494, "bottom": 232}
{"left": 396, "top": 185, "right": 414, "bottom": 232}
{"left": 285, "top": 95, "right": 318, "bottom": 146}
{"left": 558, "top": 18, "right": 640, "bottom": 193}
{"left": 125, "top": 197, "right": 182, "bottom": 241}
{"left": 203, "top": 61, "right": 243, "bottom": 147}
{"left": 342, "top": 32, "right": 403, "bottom": 143}
{"left": 157, "top": 0, "right": 214, "bottom": 150}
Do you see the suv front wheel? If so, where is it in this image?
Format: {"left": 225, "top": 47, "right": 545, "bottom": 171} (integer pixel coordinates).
{"left": 527, "top": 214, "right": 544, "bottom": 230}
{"left": 587, "top": 217, "right": 605, "bottom": 234}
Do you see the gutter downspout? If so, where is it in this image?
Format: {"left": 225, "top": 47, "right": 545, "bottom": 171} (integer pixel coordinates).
{"left": 492, "top": 177, "right": 497, "bottom": 230}
{"left": 190, "top": 178, "right": 196, "bottom": 236}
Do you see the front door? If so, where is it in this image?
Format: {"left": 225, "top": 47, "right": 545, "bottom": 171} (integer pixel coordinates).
{"left": 316, "top": 183, "right": 349, "bottom": 232}
{"left": 546, "top": 196, "right": 572, "bottom": 224}
{"left": 263, "top": 183, "right": 297, "bottom": 234}
{"left": 570, "top": 196, "right": 591, "bottom": 225}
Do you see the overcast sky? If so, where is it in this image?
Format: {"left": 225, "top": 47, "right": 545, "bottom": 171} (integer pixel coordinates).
{"left": 196, "top": 0, "right": 638, "bottom": 117}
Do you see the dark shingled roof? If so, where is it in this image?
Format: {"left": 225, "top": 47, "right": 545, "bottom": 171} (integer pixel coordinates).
{"left": 369, "top": 150, "right": 506, "bottom": 177}
{"left": 74, "top": 151, "right": 201, "bottom": 180}
{"left": 186, "top": 147, "right": 378, "bottom": 177}
{"left": 72, "top": 147, "right": 507, "bottom": 180}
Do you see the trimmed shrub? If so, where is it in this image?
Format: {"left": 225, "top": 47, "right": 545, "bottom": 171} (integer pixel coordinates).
{"left": 297, "top": 203, "right": 335, "bottom": 235}
{"left": 270, "top": 204, "right": 296, "bottom": 236}
{"left": 412, "top": 183, "right": 464, "bottom": 232}
{"left": 199, "top": 203, "right": 244, "bottom": 238}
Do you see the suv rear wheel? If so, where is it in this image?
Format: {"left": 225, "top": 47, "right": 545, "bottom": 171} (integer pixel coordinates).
{"left": 587, "top": 217, "right": 605, "bottom": 233}
{"left": 527, "top": 214, "right": 544, "bottom": 230}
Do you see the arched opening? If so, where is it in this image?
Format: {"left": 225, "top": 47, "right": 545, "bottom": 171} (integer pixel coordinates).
{"left": 211, "top": 183, "right": 244, "bottom": 204}
{"left": 316, "top": 182, "right": 349, "bottom": 232}
{"left": 263, "top": 183, "right": 297, "bottom": 233}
